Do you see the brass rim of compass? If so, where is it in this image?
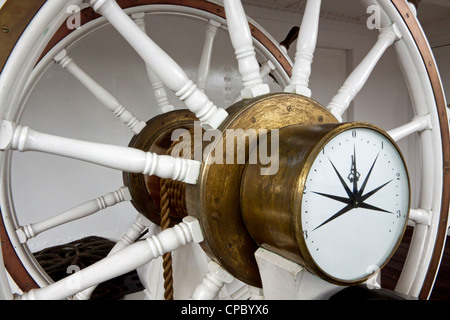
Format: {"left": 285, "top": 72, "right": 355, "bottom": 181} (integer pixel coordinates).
{"left": 291, "top": 122, "right": 412, "bottom": 286}
{"left": 186, "top": 92, "right": 338, "bottom": 287}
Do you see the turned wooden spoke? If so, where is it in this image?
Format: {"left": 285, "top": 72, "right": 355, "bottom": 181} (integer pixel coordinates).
{"left": 87, "top": 0, "right": 227, "bottom": 129}
{"left": 409, "top": 208, "right": 431, "bottom": 226}
{"left": 232, "top": 60, "right": 276, "bottom": 103}
{"left": 197, "top": 20, "right": 221, "bottom": 93}
{"left": 15, "top": 187, "right": 131, "bottom": 243}
{"left": 191, "top": 261, "right": 234, "bottom": 300}
{"left": 0, "top": 120, "right": 201, "bottom": 184}
{"left": 223, "top": 0, "right": 269, "bottom": 98}
{"left": 74, "top": 214, "right": 154, "bottom": 300}
{"left": 327, "top": 24, "right": 402, "bottom": 122}
{"left": 132, "top": 13, "right": 175, "bottom": 114}
{"left": 53, "top": 50, "right": 146, "bottom": 134}
{"left": 284, "top": 0, "right": 321, "bottom": 97}
{"left": 260, "top": 60, "right": 276, "bottom": 78}
{"left": 387, "top": 114, "right": 432, "bottom": 142}
{"left": 20, "top": 216, "right": 203, "bottom": 300}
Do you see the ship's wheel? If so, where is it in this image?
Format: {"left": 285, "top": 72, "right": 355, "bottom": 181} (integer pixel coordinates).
{"left": 0, "top": 0, "right": 448, "bottom": 300}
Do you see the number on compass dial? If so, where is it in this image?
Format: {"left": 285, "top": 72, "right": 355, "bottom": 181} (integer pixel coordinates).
{"left": 301, "top": 127, "right": 410, "bottom": 283}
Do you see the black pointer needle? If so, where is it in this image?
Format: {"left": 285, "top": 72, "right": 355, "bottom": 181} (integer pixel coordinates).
{"left": 352, "top": 145, "right": 358, "bottom": 195}
{"left": 359, "top": 202, "right": 393, "bottom": 214}
{"left": 328, "top": 158, "right": 353, "bottom": 199}
{"left": 357, "top": 152, "right": 380, "bottom": 198}
{"left": 312, "top": 191, "right": 352, "bottom": 205}
{"left": 360, "top": 180, "right": 392, "bottom": 202}
{"left": 313, "top": 203, "right": 353, "bottom": 231}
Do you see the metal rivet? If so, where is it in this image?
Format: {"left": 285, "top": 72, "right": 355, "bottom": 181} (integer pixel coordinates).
{"left": 1, "top": 25, "right": 10, "bottom": 33}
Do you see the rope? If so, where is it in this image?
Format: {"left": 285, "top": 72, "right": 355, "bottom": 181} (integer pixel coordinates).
{"left": 159, "top": 127, "right": 196, "bottom": 300}
{"left": 160, "top": 178, "right": 174, "bottom": 300}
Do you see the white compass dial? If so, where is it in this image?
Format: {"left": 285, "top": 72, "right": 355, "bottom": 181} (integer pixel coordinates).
{"left": 301, "top": 127, "right": 410, "bottom": 283}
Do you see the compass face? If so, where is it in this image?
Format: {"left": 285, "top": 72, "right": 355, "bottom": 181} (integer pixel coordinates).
{"left": 300, "top": 127, "right": 410, "bottom": 283}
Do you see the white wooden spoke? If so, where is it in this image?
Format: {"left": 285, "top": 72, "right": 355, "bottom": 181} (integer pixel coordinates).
{"left": 0, "top": 120, "right": 201, "bottom": 184}
{"left": 223, "top": 0, "right": 270, "bottom": 99}
{"left": 15, "top": 186, "right": 131, "bottom": 244}
{"left": 74, "top": 214, "right": 153, "bottom": 300}
{"left": 409, "top": 208, "right": 431, "bottom": 226}
{"left": 232, "top": 60, "right": 276, "bottom": 104}
{"left": 387, "top": 114, "right": 432, "bottom": 142}
{"left": 259, "top": 60, "right": 276, "bottom": 78}
{"left": 19, "top": 216, "right": 203, "bottom": 300}
{"left": 327, "top": 23, "right": 402, "bottom": 122}
{"left": 53, "top": 50, "right": 146, "bottom": 134}
{"left": 87, "top": 0, "right": 227, "bottom": 129}
{"left": 197, "top": 20, "right": 221, "bottom": 93}
{"left": 132, "top": 13, "right": 175, "bottom": 114}
{"left": 284, "top": 0, "right": 322, "bottom": 97}
{"left": 191, "top": 261, "right": 234, "bottom": 300}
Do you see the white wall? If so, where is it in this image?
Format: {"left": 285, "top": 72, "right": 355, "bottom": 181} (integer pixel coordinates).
{"left": 11, "top": 3, "right": 442, "bottom": 251}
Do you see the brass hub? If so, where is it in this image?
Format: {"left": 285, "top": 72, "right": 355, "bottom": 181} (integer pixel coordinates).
{"left": 124, "top": 110, "right": 198, "bottom": 226}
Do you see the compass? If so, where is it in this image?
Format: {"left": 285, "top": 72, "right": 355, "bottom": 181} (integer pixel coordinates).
{"left": 241, "top": 121, "right": 410, "bottom": 285}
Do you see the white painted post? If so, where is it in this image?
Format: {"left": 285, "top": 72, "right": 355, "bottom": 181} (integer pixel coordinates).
{"left": 53, "top": 50, "right": 146, "bottom": 134}
{"left": 197, "top": 20, "right": 221, "bottom": 93}
{"left": 87, "top": 0, "right": 227, "bottom": 129}
{"left": 255, "top": 247, "right": 341, "bottom": 299}
{"left": 284, "top": 0, "right": 322, "bottom": 97}
{"left": 15, "top": 186, "right": 132, "bottom": 243}
{"left": 223, "top": 0, "right": 269, "bottom": 99}
{"left": 132, "top": 13, "right": 175, "bottom": 114}
{"left": 190, "top": 261, "right": 234, "bottom": 300}
{"left": 327, "top": 23, "right": 402, "bottom": 122}
{"left": 0, "top": 120, "right": 201, "bottom": 184}
{"left": 19, "top": 216, "right": 203, "bottom": 300}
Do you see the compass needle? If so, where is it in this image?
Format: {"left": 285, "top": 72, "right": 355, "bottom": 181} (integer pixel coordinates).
{"left": 359, "top": 202, "right": 393, "bottom": 214}
{"left": 313, "top": 204, "right": 353, "bottom": 231}
{"left": 360, "top": 180, "right": 393, "bottom": 202}
{"left": 328, "top": 158, "right": 353, "bottom": 198}
{"left": 311, "top": 191, "right": 352, "bottom": 204}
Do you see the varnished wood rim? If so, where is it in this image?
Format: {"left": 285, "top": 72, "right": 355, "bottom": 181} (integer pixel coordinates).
{"left": 0, "top": 0, "right": 46, "bottom": 72}
{"left": 39, "top": 0, "right": 292, "bottom": 77}
{"left": 390, "top": 0, "right": 450, "bottom": 300}
{"left": 0, "top": 0, "right": 447, "bottom": 297}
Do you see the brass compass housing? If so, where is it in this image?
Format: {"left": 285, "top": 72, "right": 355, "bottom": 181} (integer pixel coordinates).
{"left": 241, "top": 121, "right": 410, "bottom": 285}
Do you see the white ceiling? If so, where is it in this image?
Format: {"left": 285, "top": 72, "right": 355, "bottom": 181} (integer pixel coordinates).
{"left": 241, "top": 0, "right": 450, "bottom": 26}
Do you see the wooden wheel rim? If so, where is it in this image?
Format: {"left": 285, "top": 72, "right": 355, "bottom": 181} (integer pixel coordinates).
{"left": 0, "top": 0, "right": 447, "bottom": 299}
